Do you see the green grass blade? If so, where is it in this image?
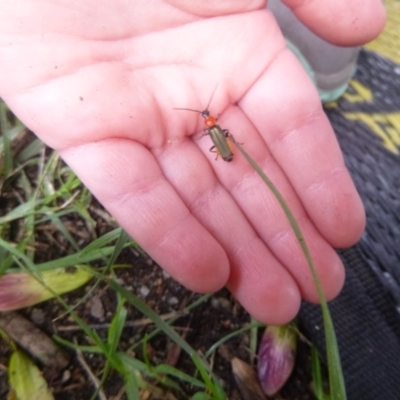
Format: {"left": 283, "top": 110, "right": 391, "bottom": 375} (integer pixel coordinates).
{"left": 124, "top": 376, "right": 140, "bottom": 400}
{"left": 311, "top": 344, "right": 330, "bottom": 400}
{"left": 108, "top": 303, "right": 127, "bottom": 354}
{"left": 153, "top": 364, "right": 207, "bottom": 388}
{"left": 45, "top": 213, "right": 80, "bottom": 251}
{"left": 79, "top": 228, "right": 123, "bottom": 255}
{"left": 16, "top": 138, "right": 44, "bottom": 163}
{"left": 233, "top": 140, "right": 346, "bottom": 400}
{"left": 0, "top": 199, "right": 43, "bottom": 225}
{"left": 104, "top": 229, "right": 130, "bottom": 273}
{"left": 127, "top": 294, "right": 210, "bottom": 354}
{"left": 204, "top": 321, "right": 263, "bottom": 359}
{"left": 102, "top": 276, "right": 226, "bottom": 399}
{"left": 33, "top": 246, "right": 118, "bottom": 272}
{"left": 0, "top": 102, "right": 13, "bottom": 176}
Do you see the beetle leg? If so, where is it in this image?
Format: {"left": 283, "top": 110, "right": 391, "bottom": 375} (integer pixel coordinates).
{"left": 200, "top": 128, "right": 211, "bottom": 139}
{"left": 225, "top": 130, "right": 243, "bottom": 145}
{"left": 209, "top": 145, "right": 219, "bottom": 160}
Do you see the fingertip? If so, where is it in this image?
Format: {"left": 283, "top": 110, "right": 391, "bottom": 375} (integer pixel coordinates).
{"left": 321, "top": 254, "right": 346, "bottom": 302}
{"left": 308, "top": 173, "right": 367, "bottom": 249}
{"left": 302, "top": 249, "right": 346, "bottom": 304}
{"left": 327, "top": 191, "right": 366, "bottom": 248}
{"left": 171, "top": 246, "right": 231, "bottom": 294}
{"left": 283, "top": 0, "right": 386, "bottom": 46}
{"left": 249, "top": 281, "right": 301, "bottom": 325}
{"left": 160, "top": 231, "right": 232, "bottom": 295}
{"left": 228, "top": 265, "right": 302, "bottom": 325}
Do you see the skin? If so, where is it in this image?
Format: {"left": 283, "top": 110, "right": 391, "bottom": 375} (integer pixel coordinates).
{"left": 0, "top": 0, "right": 385, "bottom": 324}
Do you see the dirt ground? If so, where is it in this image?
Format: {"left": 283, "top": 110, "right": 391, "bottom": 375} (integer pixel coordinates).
{"left": 0, "top": 244, "right": 316, "bottom": 399}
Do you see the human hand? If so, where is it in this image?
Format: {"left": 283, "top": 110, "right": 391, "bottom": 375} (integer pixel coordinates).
{"left": 0, "top": 0, "right": 385, "bottom": 324}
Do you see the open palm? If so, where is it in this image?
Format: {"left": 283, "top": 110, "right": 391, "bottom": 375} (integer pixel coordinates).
{"left": 0, "top": 0, "right": 385, "bottom": 323}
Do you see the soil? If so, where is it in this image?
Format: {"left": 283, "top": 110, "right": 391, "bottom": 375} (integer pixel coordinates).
{"left": 0, "top": 130, "right": 316, "bottom": 399}
{"left": 0, "top": 246, "right": 316, "bottom": 400}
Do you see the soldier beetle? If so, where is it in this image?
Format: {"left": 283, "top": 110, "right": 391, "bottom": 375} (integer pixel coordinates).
{"left": 174, "top": 88, "right": 234, "bottom": 162}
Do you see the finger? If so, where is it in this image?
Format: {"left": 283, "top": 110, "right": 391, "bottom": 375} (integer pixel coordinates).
{"left": 60, "top": 138, "right": 230, "bottom": 293}
{"left": 167, "top": 0, "right": 266, "bottom": 17}
{"left": 171, "top": 68, "right": 346, "bottom": 304}
{"left": 282, "top": 0, "right": 386, "bottom": 45}
{"left": 158, "top": 135, "right": 301, "bottom": 324}
{"left": 195, "top": 106, "right": 345, "bottom": 303}
{"left": 240, "top": 49, "right": 366, "bottom": 247}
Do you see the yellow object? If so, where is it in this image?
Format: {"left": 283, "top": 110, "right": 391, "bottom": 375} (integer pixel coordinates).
{"left": 8, "top": 350, "right": 54, "bottom": 400}
{"left": 366, "top": 0, "right": 400, "bottom": 64}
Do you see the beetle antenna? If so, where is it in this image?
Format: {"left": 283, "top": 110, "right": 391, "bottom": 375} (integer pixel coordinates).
{"left": 173, "top": 107, "right": 202, "bottom": 113}
{"left": 205, "top": 83, "right": 219, "bottom": 111}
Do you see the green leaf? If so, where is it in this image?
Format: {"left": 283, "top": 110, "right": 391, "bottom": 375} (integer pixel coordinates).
{"left": 0, "top": 266, "right": 93, "bottom": 311}
{"left": 8, "top": 350, "right": 54, "bottom": 400}
{"left": 102, "top": 277, "right": 226, "bottom": 400}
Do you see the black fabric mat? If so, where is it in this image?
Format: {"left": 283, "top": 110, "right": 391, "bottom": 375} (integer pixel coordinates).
{"left": 299, "top": 49, "right": 400, "bottom": 400}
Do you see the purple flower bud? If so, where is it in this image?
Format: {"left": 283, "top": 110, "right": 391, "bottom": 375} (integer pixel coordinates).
{"left": 257, "top": 324, "right": 297, "bottom": 396}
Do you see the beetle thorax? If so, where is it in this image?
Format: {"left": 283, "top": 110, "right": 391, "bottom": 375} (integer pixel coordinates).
{"left": 204, "top": 115, "right": 217, "bottom": 128}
